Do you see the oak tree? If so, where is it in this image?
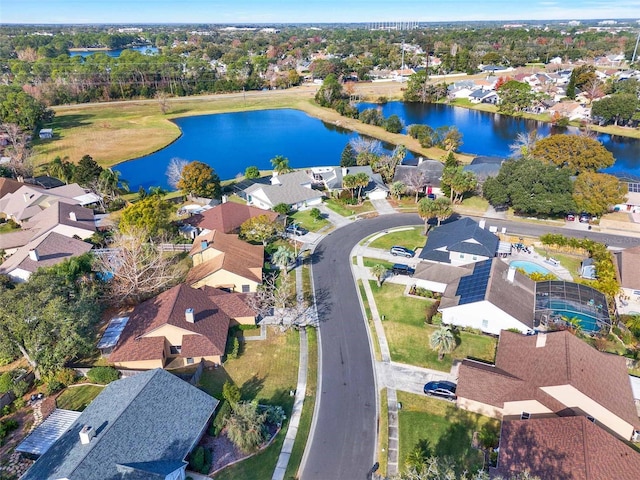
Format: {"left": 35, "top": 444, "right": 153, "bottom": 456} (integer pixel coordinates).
{"left": 532, "top": 134, "right": 614, "bottom": 173}
{"left": 176, "top": 161, "right": 221, "bottom": 199}
{"left": 572, "top": 171, "right": 627, "bottom": 216}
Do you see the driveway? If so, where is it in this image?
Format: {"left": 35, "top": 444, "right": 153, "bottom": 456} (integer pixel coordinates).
{"left": 301, "top": 213, "right": 421, "bottom": 480}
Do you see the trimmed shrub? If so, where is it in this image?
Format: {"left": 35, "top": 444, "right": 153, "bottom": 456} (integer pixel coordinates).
{"left": 0, "top": 372, "right": 12, "bottom": 394}
{"left": 12, "top": 380, "right": 30, "bottom": 398}
{"left": 209, "top": 400, "right": 231, "bottom": 436}
{"left": 189, "top": 446, "right": 205, "bottom": 472}
{"left": 55, "top": 368, "right": 78, "bottom": 387}
{"left": 201, "top": 448, "right": 212, "bottom": 474}
{"left": 0, "top": 418, "right": 19, "bottom": 445}
{"left": 86, "top": 367, "right": 120, "bottom": 385}
{"left": 45, "top": 380, "right": 64, "bottom": 396}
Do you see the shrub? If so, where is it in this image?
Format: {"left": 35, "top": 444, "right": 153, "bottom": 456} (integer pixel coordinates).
{"left": 189, "top": 446, "right": 205, "bottom": 472}
{"left": 86, "top": 367, "right": 120, "bottom": 385}
{"left": 55, "top": 368, "right": 78, "bottom": 387}
{"left": 209, "top": 400, "right": 232, "bottom": 436}
{"left": 222, "top": 381, "right": 241, "bottom": 406}
{"left": 425, "top": 300, "right": 441, "bottom": 323}
{"left": 225, "top": 401, "right": 268, "bottom": 453}
{"left": 264, "top": 405, "right": 286, "bottom": 427}
{"left": 0, "top": 372, "right": 12, "bottom": 394}
{"left": 45, "top": 380, "right": 64, "bottom": 395}
{"left": 201, "top": 448, "right": 212, "bottom": 474}
{"left": 229, "top": 337, "right": 240, "bottom": 359}
{"left": 0, "top": 418, "right": 19, "bottom": 445}
{"left": 12, "top": 380, "right": 30, "bottom": 398}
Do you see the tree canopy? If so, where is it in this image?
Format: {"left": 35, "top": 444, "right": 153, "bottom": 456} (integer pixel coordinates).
{"left": 497, "top": 80, "right": 535, "bottom": 115}
{"left": 0, "top": 85, "right": 52, "bottom": 130}
{"left": 531, "top": 134, "right": 615, "bottom": 173}
{"left": 176, "top": 160, "right": 221, "bottom": 199}
{"left": 119, "top": 194, "right": 175, "bottom": 237}
{"left": 591, "top": 93, "right": 639, "bottom": 126}
{"left": 73, "top": 154, "right": 103, "bottom": 187}
{"left": 239, "top": 214, "right": 283, "bottom": 245}
{"left": 483, "top": 158, "right": 575, "bottom": 216}
{"left": 572, "top": 171, "right": 627, "bottom": 216}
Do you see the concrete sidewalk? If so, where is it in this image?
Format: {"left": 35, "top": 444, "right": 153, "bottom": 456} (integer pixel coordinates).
{"left": 272, "top": 266, "right": 310, "bottom": 480}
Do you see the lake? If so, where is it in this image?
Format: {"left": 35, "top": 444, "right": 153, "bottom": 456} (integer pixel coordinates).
{"left": 69, "top": 46, "right": 159, "bottom": 58}
{"left": 114, "top": 103, "right": 640, "bottom": 190}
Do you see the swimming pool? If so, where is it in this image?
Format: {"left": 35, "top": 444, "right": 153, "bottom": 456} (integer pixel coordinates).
{"left": 510, "top": 260, "right": 553, "bottom": 276}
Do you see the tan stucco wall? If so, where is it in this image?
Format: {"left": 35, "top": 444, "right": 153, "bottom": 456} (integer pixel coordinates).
{"left": 51, "top": 224, "right": 94, "bottom": 240}
{"left": 144, "top": 324, "right": 195, "bottom": 346}
{"left": 541, "top": 384, "right": 635, "bottom": 440}
{"left": 456, "top": 397, "right": 502, "bottom": 418}
{"left": 231, "top": 315, "right": 256, "bottom": 326}
{"left": 112, "top": 358, "right": 164, "bottom": 370}
{"left": 190, "top": 269, "right": 259, "bottom": 292}
{"left": 192, "top": 247, "right": 223, "bottom": 267}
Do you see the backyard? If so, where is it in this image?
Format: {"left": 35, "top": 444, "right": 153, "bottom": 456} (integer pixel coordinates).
{"left": 370, "top": 282, "right": 497, "bottom": 371}
{"left": 396, "top": 391, "right": 499, "bottom": 474}
{"left": 55, "top": 385, "right": 105, "bottom": 411}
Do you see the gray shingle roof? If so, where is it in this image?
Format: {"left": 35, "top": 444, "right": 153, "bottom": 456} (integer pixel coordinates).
{"left": 21, "top": 369, "right": 218, "bottom": 480}
{"left": 244, "top": 171, "right": 324, "bottom": 207}
{"left": 419, "top": 217, "right": 499, "bottom": 263}
{"left": 393, "top": 160, "right": 444, "bottom": 186}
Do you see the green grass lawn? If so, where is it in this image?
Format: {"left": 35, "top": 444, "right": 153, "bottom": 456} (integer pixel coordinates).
{"left": 0, "top": 223, "right": 21, "bottom": 234}
{"left": 533, "top": 247, "right": 583, "bottom": 279}
{"left": 371, "top": 282, "right": 497, "bottom": 371}
{"left": 362, "top": 257, "right": 395, "bottom": 269}
{"left": 367, "top": 227, "right": 425, "bottom": 251}
{"left": 378, "top": 388, "right": 389, "bottom": 476}
{"left": 56, "top": 385, "right": 104, "bottom": 411}
{"left": 397, "top": 391, "right": 499, "bottom": 474}
{"left": 284, "top": 328, "right": 318, "bottom": 479}
{"left": 290, "top": 209, "right": 329, "bottom": 232}
{"left": 198, "top": 328, "right": 299, "bottom": 408}
{"left": 457, "top": 196, "right": 489, "bottom": 213}
{"left": 324, "top": 198, "right": 376, "bottom": 217}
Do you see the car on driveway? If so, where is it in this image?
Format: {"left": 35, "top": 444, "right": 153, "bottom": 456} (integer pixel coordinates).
{"left": 390, "top": 245, "right": 415, "bottom": 258}
{"left": 392, "top": 263, "right": 415, "bottom": 276}
{"left": 286, "top": 224, "right": 309, "bottom": 236}
{"left": 423, "top": 380, "right": 457, "bottom": 401}
{"left": 565, "top": 213, "right": 575, "bottom": 221}
{"left": 579, "top": 212, "right": 591, "bottom": 223}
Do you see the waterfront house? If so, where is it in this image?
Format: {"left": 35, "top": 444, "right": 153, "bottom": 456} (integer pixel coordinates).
{"left": 244, "top": 171, "right": 324, "bottom": 211}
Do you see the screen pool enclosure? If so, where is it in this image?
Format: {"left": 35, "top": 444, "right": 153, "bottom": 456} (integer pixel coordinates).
{"left": 534, "top": 281, "right": 610, "bottom": 334}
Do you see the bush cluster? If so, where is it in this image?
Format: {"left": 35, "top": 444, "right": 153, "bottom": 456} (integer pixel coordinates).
{"left": 189, "top": 446, "right": 212, "bottom": 474}
{"left": 86, "top": 367, "right": 120, "bottom": 385}
{"left": 0, "top": 418, "right": 19, "bottom": 446}
{"left": 209, "top": 400, "right": 232, "bottom": 437}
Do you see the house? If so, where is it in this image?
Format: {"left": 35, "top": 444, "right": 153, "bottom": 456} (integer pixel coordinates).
{"left": 613, "top": 246, "right": 640, "bottom": 313}
{"left": 393, "top": 158, "right": 444, "bottom": 195}
{"left": 183, "top": 201, "right": 279, "bottom": 234}
{"left": 309, "top": 166, "right": 388, "bottom": 200}
{"left": 108, "top": 284, "right": 231, "bottom": 369}
{"left": 0, "top": 231, "right": 92, "bottom": 282}
{"left": 21, "top": 368, "right": 218, "bottom": 480}
{"left": 25, "top": 201, "right": 95, "bottom": 240}
{"left": 244, "top": 171, "right": 324, "bottom": 211}
{"left": 202, "top": 286, "right": 259, "bottom": 326}
{"left": 38, "top": 128, "right": 53, "bottom": 139}
{"left": 469, "top": 88, "right": 499, "bottom": 104}
{"left": 548, "top": 101, "right": 590, "bottom": 121}
{"left": 493, "top": 416, "right": 640, "bottom": 480}
{"left": 418, "top": 217, "right": 499, "bottom": 266}
{"left": 462, "top": 156, "right": 504, "bottom": 183}
{"left": 0, "top": 177, "right": 25, "bottom": 199}
{"left": 412, "top": 262, "right": 471, "bottom": 294}
{"left": 438, "top": 259, "right": 536, "bottom": 335}
{"left": 456, "top": 330, "right": 640, "bottom": 441}
{"left": 187, "top": 230, "right": 263, "bottom": 292}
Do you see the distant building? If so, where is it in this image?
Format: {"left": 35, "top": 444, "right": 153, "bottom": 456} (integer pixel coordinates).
{"left": 38, "top": 129, "right": 53, "bottom": 139}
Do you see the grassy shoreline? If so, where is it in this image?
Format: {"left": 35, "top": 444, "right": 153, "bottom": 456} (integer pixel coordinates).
{"left": 33, "top": 82, "right": 640, "bottom": 173}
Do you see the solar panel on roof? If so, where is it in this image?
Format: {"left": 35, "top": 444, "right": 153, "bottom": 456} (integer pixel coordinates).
{"left": 97, "top": 316, "right": 129, "bottom": 349}
{"left": 456, "top": 260, "right": 492, "bottom": 304}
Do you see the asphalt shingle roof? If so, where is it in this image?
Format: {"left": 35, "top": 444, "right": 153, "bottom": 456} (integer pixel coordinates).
{"left": 184, "top": 202, "right": 278, "bottom": 233}
{"left": 21, "top": 369, "right": 218, "bottom": 480}
{"left": 419, "top": 217, "right": 499, "bottom": 263}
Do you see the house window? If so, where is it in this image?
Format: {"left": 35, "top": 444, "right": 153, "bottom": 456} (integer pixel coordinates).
{"left": 521, "top": 412, "right": 531, "bottom": 420}
{"left": 472, "top": 256, "right": 477, "bottom": 261}
{"left": 242, "top": 284, "right": 251, "bottom": 293}
{"left": 186, "top": 357, "right": 194, "bottom": 365}
{"left": 482, "top": 319, "right": 488, "bottom": 329}
{"left": 587, "top": 415, "right": 596, "bottom": 423}
{"left": 170, "top": 345, "right": 182, "bottom": 355}
{"left": 459, "top": 254, "right": 465, "bottom": 259}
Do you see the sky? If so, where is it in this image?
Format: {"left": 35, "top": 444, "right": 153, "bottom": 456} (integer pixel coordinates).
{"left": 1, "top": 0, "right": 639, "bottom": 24}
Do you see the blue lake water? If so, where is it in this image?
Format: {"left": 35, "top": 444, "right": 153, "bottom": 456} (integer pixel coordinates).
{"left": 115, "top": 109, "right": 363, "bottom": 190}
{"left": 69, "top": 46, "right": 158, "bottom": 58}
{"left": 114, "top": 102, "right": 640, "bottom": 190}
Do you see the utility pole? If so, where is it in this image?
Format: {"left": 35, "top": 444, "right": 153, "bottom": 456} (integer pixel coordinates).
{"left": 632, "top": 31, "right": 640, "bottom": 64}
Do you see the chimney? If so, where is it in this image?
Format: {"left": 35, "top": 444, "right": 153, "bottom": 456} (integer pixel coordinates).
{"left": 79, "top": 425, "right": 95, "bottom": 445}
{"left": 507, "top": 267, "right": 516, "bottom": 283}
{"left": 200, "top": 240, "right": 208, "bottom": 250}
{"left": 342, "top": 167, "right": 347, "bottom": 176}
{"left": 185, "top": 308, "right": 195, "bottom": 323}
{"left": 478, "top": 219, "right": 486, "bottom": 229}
{"left": 222, "top": 195, "right": 228, "bottom": 204}
{"left": 23, "top": 192, "right": 29, "bottom": 203}
{"left": 28, "top": 249, "right": 39, "bottom": 262}
{"left": 69, "top": 211, "right": 77, "bottom": 222}
{"left": 418, "top": 156, "right": 424, "bottom": 165}
{"left": 536, "top": 332, "right": 547, "bottom": 348}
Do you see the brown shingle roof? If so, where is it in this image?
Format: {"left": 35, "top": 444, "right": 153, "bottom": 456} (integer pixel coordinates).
{"left": 184, "top": 202, "right": 278, "bottom": 233}
{"left": 109, "top": 284, "right": 230, "bottom": 363}
{"left": 0, "top": 177, "right": 25, "bottom": 199}
{"left": 202, "top": 286, "right": 258, "bottom": 318}
{"left": 457, "top": 331, "right": 639, "bottom": 429}
{"left": 613, "top": 246, "right": 640, "bottom": 290}
{"left": 495, "top": 416, "right": 640, "bottom": 480}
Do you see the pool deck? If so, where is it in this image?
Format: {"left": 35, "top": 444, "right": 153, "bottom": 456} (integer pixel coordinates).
{"left": 501, "top": 251, "right": 573, "bottom": 281}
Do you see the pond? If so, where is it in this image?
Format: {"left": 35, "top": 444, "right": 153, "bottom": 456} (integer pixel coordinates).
{"left": 358, "top": 102, "right": 640, "bottom": 180}
{"left": 69, "top": 46, "right": 158, "bottom": 58}
{"left": 114, "top": 103, "right": 640, "bottom": 190}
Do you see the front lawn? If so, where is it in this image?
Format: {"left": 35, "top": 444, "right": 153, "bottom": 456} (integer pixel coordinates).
{"left": 324, "top": 198, "right": 376, "bottom": 217}
{"left": 198, "top": 327, "right": 299, "bottom": 409}
{"left": 362, "top": 257, "right": 395, "bottom": 269}
{"left": 456, "top": 196, "right": 489, "bottom": 213}
{"left": 397, "top": 391, "right": 499, "bottom": 474}
{"left": 371, "top": 282, "right": 497, "bottom": 371}
{"left": 56, "top": 385, "right": 104, "bottom": 411}
{"left": 290, "top": 209, "right": 329, "bottom": 232}
{"left": 367, "top": 227, "right": 425, "bottom": 251}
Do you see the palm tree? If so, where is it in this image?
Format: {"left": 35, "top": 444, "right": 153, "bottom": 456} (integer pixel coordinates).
{"left": 417, "top": 197, "right": 452, "bottom": 232}
{"left": 353, "top": 172, "right": 370, "bottom": 203}
{"left": 370, "top": 264, "right": 387, "bottom": 287}
{"left": 430, "top": 325, "right": 456, "bottom": 361}
{"left": 342, "top": 174, "right": 358, "bottom": 199}
{"left": 390, "top": 181, "right": 405, "bottom": 200}
{"left": 272, "top": 246, "right": 295, "bottom": 274}
{"left": 98, "top": 168, "right": 129, "bottom": 200}
{"left": 270, "top": 155, "right": 292, "bottom": 174}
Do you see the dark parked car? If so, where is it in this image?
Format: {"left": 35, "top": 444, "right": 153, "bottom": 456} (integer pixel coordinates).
{"left": 579, "top": 212, "right": 591, "bottom": 223}
{"left": 423, "top": 380, "right": 457, "bottom": 401}
{"left": 392, "top": 263, "right": 415, "bottom": 276}
{"left": 390, "top": 246, "right": 415, "bottom": 258}
{"left": 286, "top": 224, "right": 309, "bottom": 236}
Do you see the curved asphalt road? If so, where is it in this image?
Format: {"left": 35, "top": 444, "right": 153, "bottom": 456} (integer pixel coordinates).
{"left": 301, "top": 213, "right": 421, "bottom": 480}
{"left": 301, "top": 214, "right": 640, "bottom": 480}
